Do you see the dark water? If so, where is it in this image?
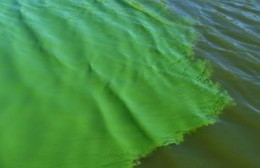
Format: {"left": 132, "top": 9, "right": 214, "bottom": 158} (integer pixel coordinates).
{"left": 138, "top": 0, "right": 260, "bottom": 168}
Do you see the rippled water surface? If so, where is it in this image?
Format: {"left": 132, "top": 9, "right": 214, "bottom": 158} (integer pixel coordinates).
{"left": 0, "top": 0, "right": 233, "bottom": 167}
{"left": 138, "top": 0, "right": 260, "bottom": 168}
{"left": 0, "top": 0, "right": 259, "bottom": 168}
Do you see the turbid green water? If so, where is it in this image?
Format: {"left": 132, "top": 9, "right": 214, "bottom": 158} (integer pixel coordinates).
{"left": 0, "top": 0, "right": 258, "bottom": 168}
{"left": 138, "top": 0, "right": 260, "bottom": 168}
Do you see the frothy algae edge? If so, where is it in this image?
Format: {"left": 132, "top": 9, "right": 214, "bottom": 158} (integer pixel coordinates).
{"left": 128, "top": 1, "right": 233, "bottom": 167}
{"left": 0, "top": 0, "right": 233, "bottom": 168}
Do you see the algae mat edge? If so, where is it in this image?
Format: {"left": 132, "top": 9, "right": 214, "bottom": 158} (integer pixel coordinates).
{"left": 0, "top": 0, "right": 231, "bottom": 168}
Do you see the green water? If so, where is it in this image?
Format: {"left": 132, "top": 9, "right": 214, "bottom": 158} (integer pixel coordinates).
{"left": 138, "top": 0, "right": 260, "bottom": 168}
{"left": 0, "top": 0, "right": 258, "bottom": 168}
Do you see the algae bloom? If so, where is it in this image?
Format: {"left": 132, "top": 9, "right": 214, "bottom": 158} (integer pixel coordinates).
{"left": 0, "top": 1, "right": 231, "bottom": 167}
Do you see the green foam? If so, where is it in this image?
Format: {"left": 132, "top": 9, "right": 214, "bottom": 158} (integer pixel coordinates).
{"left": 0, "top": 0, "right": 231, "bottom": 167}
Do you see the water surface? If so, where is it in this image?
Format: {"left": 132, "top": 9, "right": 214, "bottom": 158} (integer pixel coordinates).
{"left": 0, "top": 1, "right": 231, "bottom": 168}
{"left": 138, "top": 0, "right": 260, "bottom": 167}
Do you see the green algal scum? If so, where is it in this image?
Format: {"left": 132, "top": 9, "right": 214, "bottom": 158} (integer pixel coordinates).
{"left": 0, "top": 0, "right": 231, "bottom": 167}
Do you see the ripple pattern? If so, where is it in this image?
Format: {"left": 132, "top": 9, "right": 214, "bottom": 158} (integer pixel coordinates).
{"left": 0, "top": 1, "right": 231, "bottom": 168}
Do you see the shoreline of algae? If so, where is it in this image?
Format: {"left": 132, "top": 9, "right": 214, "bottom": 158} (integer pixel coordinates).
{"left": 0, "top": 1, "right": 231, "bottom": 167}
